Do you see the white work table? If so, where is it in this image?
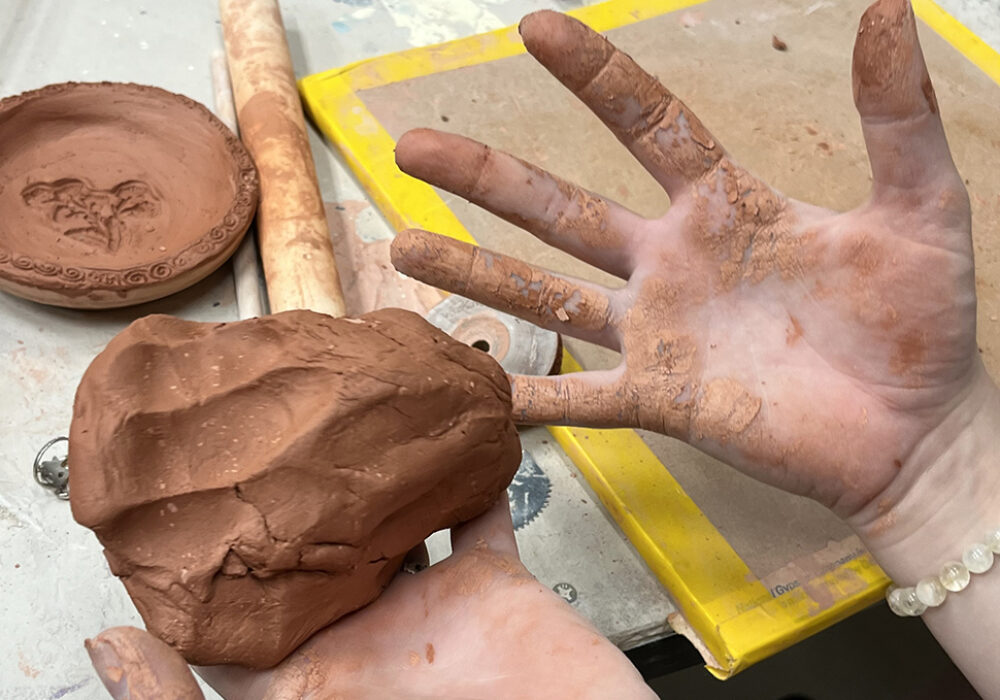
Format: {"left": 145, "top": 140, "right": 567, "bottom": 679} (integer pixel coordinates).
{"left": 1, "top": 1, "right": 995, "bottom": 698}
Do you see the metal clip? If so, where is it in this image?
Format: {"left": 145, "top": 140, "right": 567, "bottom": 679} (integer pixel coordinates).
{"left": 34, "top": 436, "right": 69, "bottom": 500}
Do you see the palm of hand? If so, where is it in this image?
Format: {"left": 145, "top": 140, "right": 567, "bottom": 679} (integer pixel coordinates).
{"left": 611, "top": 161, "right": 975, "bottom": 513}
{"left": 392, "top": 0, "right": 978, "bottom": 516}
{"left": 234, "top": 540, "right": 645, "bottom": 699}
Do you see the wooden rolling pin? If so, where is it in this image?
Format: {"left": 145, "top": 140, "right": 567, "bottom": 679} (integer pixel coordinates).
{"left": 219, "top": 0, "right": 346, "bottom": 316}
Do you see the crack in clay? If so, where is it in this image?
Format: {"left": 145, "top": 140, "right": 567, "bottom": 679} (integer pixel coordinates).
{"left": 234, "top": 483, "right": 291, "bottom": 545}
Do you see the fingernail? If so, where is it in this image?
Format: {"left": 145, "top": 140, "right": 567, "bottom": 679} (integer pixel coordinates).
{"left": 86, "top": 638, "right": 129, "bottom": 700}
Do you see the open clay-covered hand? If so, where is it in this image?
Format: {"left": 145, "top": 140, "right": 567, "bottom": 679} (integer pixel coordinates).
{"left": 86, "top": 499, "right": 655, "bottom": 700}
{"left": 391, "top": 0, "right": 984, "bottom": 520}
{"left": 69, "top": 308, "right": 521, "bottom": 668}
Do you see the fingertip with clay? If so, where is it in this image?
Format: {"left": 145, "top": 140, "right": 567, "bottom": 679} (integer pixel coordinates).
{"left": 852, "top": 0, "right": 935, "bottom": 119}
{"left": 395, "top": 128, "right": 487, "bottom": 200}
{"left": 516, "top": 10, "right": 558, "bottom": 49}
{"left": 389, "top": 228, "right": 440, "bottom": 288}
{"left": 851, "top": 0, "right": 963, "bottom": 198}
{"left": 392, "top": 228, "right": 620, "bottom": 348}
{"left": 86, "top": 626, "right": 203, "bottom": 700}
{"left": 395, "top": 128, "right": 446, "bottom": 179}
{"left": 518, "top": 10, "right": 614, "bottom": 91}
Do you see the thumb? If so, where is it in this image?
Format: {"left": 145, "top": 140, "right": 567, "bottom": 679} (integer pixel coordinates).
{"left": 451, "top": 495, "right": 519, "bottom": 557}
{"left": 852, "top": 0, "right": 963, "bottom": 200}
{"left": 86, "top": 626, "right": 204, "bottom": 700}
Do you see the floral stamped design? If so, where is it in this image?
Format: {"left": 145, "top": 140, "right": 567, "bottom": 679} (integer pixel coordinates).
{"left": 0, "top": 82, "right": 259, "bottom": 299}
{"left": 22, "top": 178, "right": 161, "bottom": 253}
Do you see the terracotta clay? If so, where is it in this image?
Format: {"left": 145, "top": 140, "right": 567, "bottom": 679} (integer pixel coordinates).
{"left": 0, "top": 82, "right": 258, "bottom": 308}
{"left": 69, "top": 308, "right": 521, "bottom": 667}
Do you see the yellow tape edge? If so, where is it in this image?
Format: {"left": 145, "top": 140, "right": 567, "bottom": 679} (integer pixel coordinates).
{"left": 301, "top": 80, "right": 478, "bottom": 246}
{"left": 548, "top": 352, "right": 753, "bottom": 669}
{"left": 706, "top": 555, "right": 890, "bottom": 677}
{"left": 549, "top": 427, "right": 746, "bottom": 672}
{"left": 300, "top": 0, "right": 709, "bottom": 94}
{"left": 914, "top": 0, "right": 1000, "bottom": 86}
{"left": 296, "top": 0, "right": 1000, "bottom": 674}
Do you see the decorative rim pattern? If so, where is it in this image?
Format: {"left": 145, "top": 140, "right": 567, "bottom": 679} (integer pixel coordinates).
{"left": 0, "top": 82, "right": 259, "bottom": 295}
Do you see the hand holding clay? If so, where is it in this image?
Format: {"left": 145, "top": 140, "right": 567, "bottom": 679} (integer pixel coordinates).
{"left": 86, "top": 499, "right": 655, "bottom": 699}
{"left": 70, "top": 308, "right": 521, "bottom": 668}
{"left": 391, "top": 0, "right": 985, "bottom": 520}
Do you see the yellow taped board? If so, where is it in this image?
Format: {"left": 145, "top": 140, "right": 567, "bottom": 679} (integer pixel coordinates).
{"left": 300, "top": 0, "right": 999, "bottom": 677}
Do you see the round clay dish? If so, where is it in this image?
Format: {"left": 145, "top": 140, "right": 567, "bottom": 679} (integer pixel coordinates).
{"left": 0, "top": 82, "right": 259, "bottom": 308}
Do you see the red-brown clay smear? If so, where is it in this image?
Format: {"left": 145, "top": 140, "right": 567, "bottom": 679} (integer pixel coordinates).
{"left": 852, "top": 0, "right": 961, "bottom": 197}
{"left": 853, "top": 0, "right": 934, "bottom": 118}
{"left": 689, "top": 377, "right": 762, "bottom": 443}
{"left": 69, "top": 308, "right": 521, "bottom": 668}
{"left": 0, "top": 82, "right": 257, "bottom": 307}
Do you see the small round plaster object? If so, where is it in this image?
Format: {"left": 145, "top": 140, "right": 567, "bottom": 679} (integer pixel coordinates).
{"left": 0, "top": 82, "right": 259, "bottom": 308}
{"left": 427, "top": 294, "right": 562, "bottom": 376}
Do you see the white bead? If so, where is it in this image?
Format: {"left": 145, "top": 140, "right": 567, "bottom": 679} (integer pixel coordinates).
{"left": 888, "top": 586, "right": 926, "bottom": 616}
{"left": 962, "top": 542, "right": 995, "bottom": 574}
{"left": 902, "top": 587, "right": 927, "bottom": 616}
{"left": 886, "top": 586, "right": 908, "bottom": 616}
{"left": 939, "top": 561, "right": 970, "bottom": 592}
{"left": 986, "top": 527, "right": 1000, "bottom": 554}
{"left": 916, "top": 577, "right": 947, "bottom": 607}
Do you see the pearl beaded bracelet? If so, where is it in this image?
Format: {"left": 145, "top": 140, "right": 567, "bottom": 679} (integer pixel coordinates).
{"left": 886, "top": 527, "right": 1000, "bottom": 616}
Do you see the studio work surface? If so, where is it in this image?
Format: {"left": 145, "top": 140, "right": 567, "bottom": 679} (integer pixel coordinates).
{"left": 1, "top": 1, "right": 999, "bottom": 699}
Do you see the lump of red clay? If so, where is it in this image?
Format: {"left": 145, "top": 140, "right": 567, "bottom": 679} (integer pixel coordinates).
{"left": 69, "top": 308, "right": 521, "bottom": 668}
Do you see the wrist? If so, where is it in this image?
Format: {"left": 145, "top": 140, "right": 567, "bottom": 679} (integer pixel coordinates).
{"left": 848, "top": 361, "right": 1000, "bottom": 584}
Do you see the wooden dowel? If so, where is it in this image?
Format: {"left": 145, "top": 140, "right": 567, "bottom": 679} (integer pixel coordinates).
{"left": 211, "top": 50, "right": 266, "bottom": 320}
